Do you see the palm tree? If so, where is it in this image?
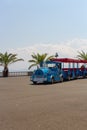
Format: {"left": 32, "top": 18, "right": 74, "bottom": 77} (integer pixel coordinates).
{"left": 28, "top": 53, "right": 54, "bottom": 69}
{"left": 0, "top": 52, "right": 24, "bottom": 77}
{"left": 77, "top": 51, "right": 87, "bottom": 60}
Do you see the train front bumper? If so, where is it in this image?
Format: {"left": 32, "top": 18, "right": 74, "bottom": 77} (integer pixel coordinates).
{"left": 31, "top": 76, "right": 47, "bottom": 83}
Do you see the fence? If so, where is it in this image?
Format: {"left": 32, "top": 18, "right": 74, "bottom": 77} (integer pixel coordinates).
{"left": 0, "top": 71, "right": 33, "bottom": 77}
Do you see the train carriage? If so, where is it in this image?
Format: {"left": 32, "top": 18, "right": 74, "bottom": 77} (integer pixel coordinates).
{"left": 52, "top": 58, "right": 87, "bottom": 80}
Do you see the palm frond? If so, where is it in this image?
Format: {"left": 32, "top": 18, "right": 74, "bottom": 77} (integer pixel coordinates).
{"left": 28, "top": 53, "right": 54, "bottom": 69}
{"left": 0, "top": 52, "right": 24, "bottom": 67}
{"left": 77, "top": 51, "right": 87, "bottom": 60}
{"left": 28, "top": 63, "right": 37, "bottom": 69}
{"left": 28, "top": 59, "right": 37, "bottom": 63}
{"left": 46, "top": 55, "right": 54, "bottom": 61}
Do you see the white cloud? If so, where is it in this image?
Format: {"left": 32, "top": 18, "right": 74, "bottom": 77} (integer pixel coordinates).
{"left": 1, "top": 38, "right": 87, "bottom": 71}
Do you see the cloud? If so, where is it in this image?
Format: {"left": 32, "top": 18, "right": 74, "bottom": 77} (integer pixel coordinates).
{"left": 1, "top": 38, "right": 87, "bottom": 71}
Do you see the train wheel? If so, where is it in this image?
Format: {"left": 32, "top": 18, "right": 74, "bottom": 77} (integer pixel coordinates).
{"left": 60, "top": 76, "right": 63, "bottom": 82}
{"left": 83, "top": 75, "right": 86, "bottom": 78}
{"left": 33, "top": 81, "right": 37, "bottom": 84}
{"left": 51, "top": 77, "right": 54, "bottom": 84}
{"left": 68, "top": 76, "right": 71, "bottom": 81}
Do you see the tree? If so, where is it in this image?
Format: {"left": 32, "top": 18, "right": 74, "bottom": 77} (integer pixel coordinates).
{"left": 28, "top": 53, "right": 54, "bottom": 69}
{"left": 0, "top": 52, "right": 24, "bottom": 77}
{"left": 77, "top": 51, "right": 87, "bottom": 60}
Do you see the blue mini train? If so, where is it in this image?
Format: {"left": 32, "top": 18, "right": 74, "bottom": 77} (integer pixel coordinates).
{"left": 30, "top": 58, "right": 87, "bottom": 84}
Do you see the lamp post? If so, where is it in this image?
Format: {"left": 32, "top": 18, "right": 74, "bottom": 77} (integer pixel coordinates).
{"left": 55, "top": 52, "right": 58, "bottom": 58}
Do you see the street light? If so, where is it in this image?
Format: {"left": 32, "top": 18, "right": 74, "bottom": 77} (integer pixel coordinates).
{"left": 55, "top": 52, "right": 58, "bottom": 58}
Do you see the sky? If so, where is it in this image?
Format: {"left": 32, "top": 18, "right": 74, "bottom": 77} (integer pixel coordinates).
{"left": 0, "top": 0, "right": 87, "bottom": 71}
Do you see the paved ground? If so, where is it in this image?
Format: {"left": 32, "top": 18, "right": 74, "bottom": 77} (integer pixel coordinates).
{"left": 0, "top": 76, "right": 87, "bottom": 130}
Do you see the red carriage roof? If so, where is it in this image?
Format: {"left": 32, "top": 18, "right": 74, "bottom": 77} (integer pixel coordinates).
{"left": 52, "top": 58, "right": 87, "bottom": 63}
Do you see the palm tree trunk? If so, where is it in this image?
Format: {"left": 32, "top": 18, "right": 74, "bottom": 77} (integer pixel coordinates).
{"left": 3, "top": 66, "right": 8, "bottom": 77}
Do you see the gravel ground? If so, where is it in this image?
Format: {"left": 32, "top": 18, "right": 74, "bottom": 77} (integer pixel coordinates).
{"left": 0, "top": 76, "right": 87, "bottom": 130}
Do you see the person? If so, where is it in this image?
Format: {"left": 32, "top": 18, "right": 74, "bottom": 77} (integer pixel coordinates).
{"left": 81, "top": 64, "right": 85, "bottom": 71}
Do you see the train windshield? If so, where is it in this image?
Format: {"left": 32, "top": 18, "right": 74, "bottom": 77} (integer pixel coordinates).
{"left": 43, "top": 62, "right": 56, "bottom": 67}
{"left": 43, "top": 62, "right": 61, "bottom": 69}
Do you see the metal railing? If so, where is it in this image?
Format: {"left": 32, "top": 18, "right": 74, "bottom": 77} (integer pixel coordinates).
{"left": 0, "top": 71, "right": 33, "bottom": 77}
